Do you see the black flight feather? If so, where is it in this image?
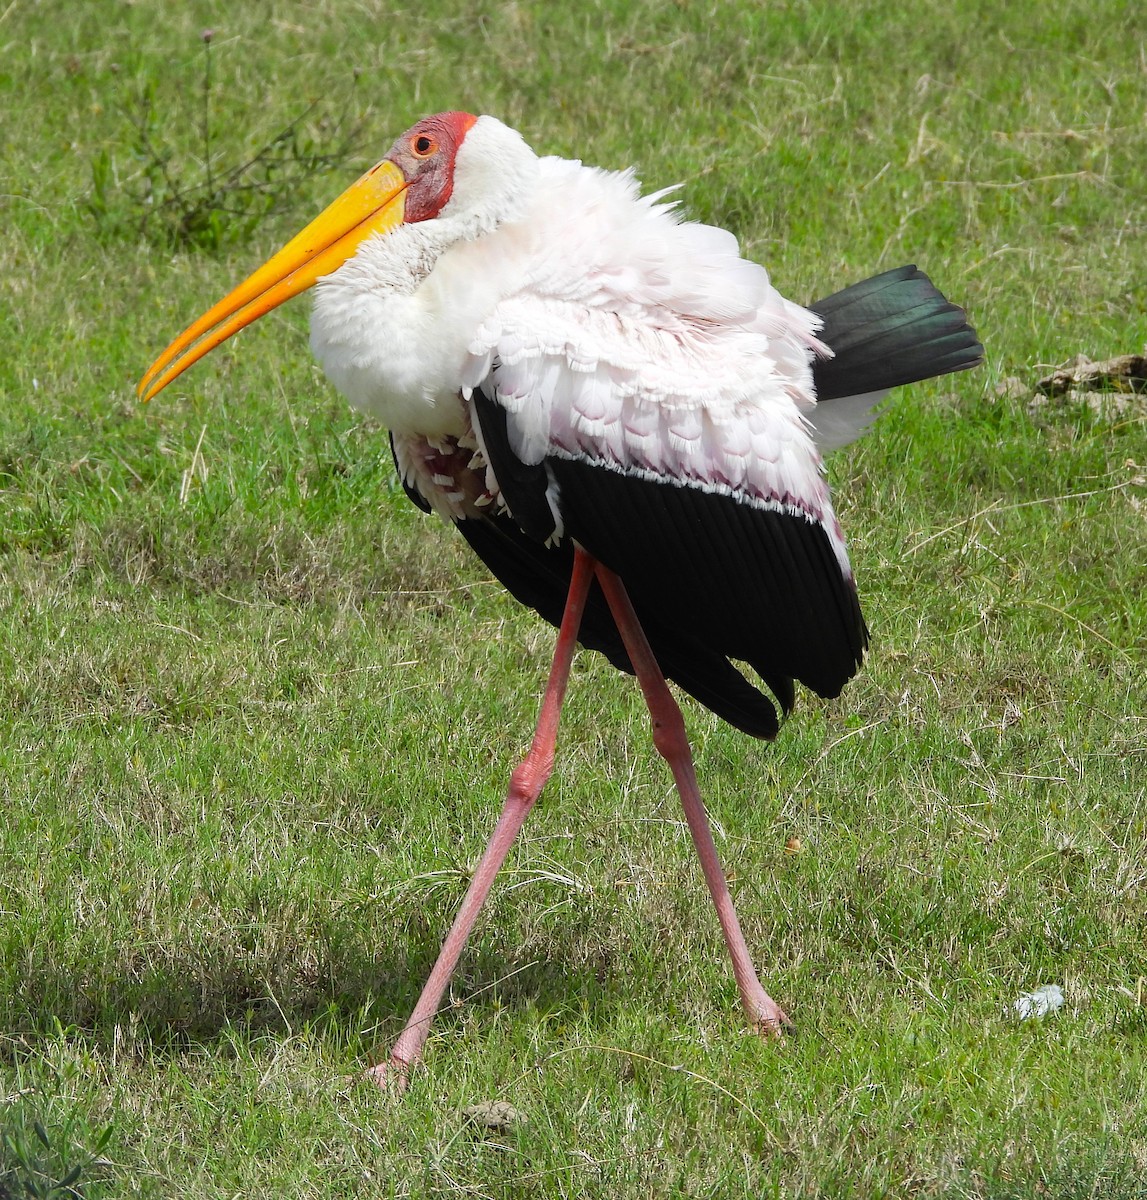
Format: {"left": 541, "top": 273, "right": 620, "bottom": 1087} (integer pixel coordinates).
{"left": 456, "top": 514, "right": 784, "bottom": 738}
{"left": 547, "top": 455, "right": 867, "bottom": 701}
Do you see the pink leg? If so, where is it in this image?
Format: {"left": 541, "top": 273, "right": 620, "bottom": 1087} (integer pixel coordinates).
{"left": 592, "top": 562, "right": 791, "bottom": 1034}
{"left": 367, "top": 548, "right": 596, "bottom": 1090}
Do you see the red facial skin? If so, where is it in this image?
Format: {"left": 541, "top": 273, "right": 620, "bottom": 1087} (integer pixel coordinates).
{"left": 387, "top": 112, "right": 478, "bottom": 223}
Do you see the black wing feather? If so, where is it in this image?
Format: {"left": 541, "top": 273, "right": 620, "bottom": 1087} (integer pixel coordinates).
{"left": 457, "top": 514, "right": 784, "bottom": 738}
{"left": 548, "top": 455, "right": 867, "bottom": 700}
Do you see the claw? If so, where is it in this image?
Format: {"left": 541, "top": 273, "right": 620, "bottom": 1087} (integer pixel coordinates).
{"left": 364, "top": 1057, "right": 412, "bottom": 1094}
{"left": 750, "top": 999, "right": 793, "bottom": 1037}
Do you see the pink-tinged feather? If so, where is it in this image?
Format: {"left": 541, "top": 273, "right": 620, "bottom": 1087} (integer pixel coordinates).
{"left": 312, "top": 117, "right": 851, "bottom": 579}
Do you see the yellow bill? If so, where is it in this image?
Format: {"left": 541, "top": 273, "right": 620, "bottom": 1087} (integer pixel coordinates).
{"left": 138, "top": 159, "right": 409, "bottom": 403}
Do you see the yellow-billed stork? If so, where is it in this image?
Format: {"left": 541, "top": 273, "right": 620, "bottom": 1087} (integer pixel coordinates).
{"left": 140, "top": 111, "right": 982, "bottom": 1087}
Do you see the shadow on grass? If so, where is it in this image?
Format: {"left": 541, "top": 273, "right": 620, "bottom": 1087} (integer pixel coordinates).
{"left": 0, "top": 1108, "right": 115, "bottom": 1200}
{"left": 973, "top": 1147, "right": 1147, "bottom": 1200}
{"left": 1, "top": 931, "right": 630, "bottom": 1066}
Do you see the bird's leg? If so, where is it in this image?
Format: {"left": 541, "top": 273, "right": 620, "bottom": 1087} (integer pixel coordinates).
{"left": 367, "top": 547, "right": 596, "bottom": 1091}
{"left": 592, "top": 563, "right": 791, "bottom": 1035}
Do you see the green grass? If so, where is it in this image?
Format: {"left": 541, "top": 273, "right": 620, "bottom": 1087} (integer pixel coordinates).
{"left": 2, "top": 0, "right": 1146, "bottom": 1195}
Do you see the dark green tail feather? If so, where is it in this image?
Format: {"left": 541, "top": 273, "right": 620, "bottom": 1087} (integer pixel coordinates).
{"left": 809, "top": 265, "right": 983, "bottom": 402}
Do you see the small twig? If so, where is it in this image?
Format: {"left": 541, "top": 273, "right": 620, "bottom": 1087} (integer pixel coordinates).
{"left": 908, "top": 480, "right": 1135, "bottom": 554}
{"left": 202, "top": 30, "right": 214, "bottom": 196}
{"left": 787, "top": 718, "right": 889, "bottom": 801}
{"left": 457, "top": 960, "right": 542, "bottom": 1006}
{"left": 1018, "top": 597, "right": 1133, "bottom": 663}
{"left": 513, "top": 1043, "right": 784, "bottom": 1147}
{"left": 936, "top": 170, "right": 1104, "bottom": 189}
{"left": 152, "top": 623, "right": 202, "bottom": 641}
{"left": 179, "top": 424, "right": 209, "bottom": 504}
{"left": 99, "top": 50, "right": 368, "bottom": 252}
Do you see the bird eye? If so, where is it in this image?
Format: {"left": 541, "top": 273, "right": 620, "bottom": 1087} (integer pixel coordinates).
{"left": 411, "top": 134, "right": 437, "bottom": 158}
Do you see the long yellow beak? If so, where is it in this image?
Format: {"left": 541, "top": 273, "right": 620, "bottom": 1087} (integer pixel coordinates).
{"left": 138, "top": 160, "right": 409, "bottom": 403}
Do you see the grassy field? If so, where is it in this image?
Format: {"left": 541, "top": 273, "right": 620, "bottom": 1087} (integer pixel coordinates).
{"left": 2, "top": 0, "right": 1146, "bottom": 1195}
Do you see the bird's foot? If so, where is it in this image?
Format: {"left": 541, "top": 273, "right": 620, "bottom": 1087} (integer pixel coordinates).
{"left": 363, "top": 1055, "right": 414, "bottom": 1094}
{"left": 745, "top": 990, "right": 793, "bottom": 1037}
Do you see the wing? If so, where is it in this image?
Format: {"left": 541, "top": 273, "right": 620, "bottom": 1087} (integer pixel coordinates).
{"left": 447, "top": 168, "right": 870, "bottom": 732}
{"left": 389, "top": 431, "right": 788, "bottom": 737}
{"left": 465, "top": 374, "right": 859, "bottom": 729}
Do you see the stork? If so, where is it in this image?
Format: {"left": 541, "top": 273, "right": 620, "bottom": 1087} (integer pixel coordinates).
{"left": 139, "top": 111, "right": 982, "bottom": 1087}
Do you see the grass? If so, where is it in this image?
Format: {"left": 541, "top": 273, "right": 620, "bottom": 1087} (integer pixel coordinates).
{"left": 2, "top": 0, "right": 1146, "bottom": 1195}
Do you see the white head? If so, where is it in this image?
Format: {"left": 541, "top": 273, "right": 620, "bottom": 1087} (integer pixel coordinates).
{"left": 389, "top": 112, "right": 540, "bottom": 237}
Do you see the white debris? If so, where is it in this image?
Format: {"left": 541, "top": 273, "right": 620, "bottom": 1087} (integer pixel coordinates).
{"left": 1012, "top": 984, "right": 1065, "bottom": 1020}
